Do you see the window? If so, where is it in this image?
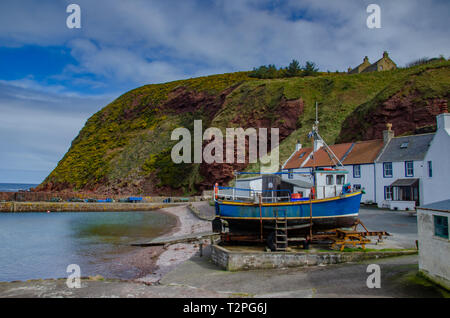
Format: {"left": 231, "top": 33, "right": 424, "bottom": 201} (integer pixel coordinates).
{"left": 353, "top": 184, "right": 362, "bottom": 190}
{"left": 384, "top": 186, "right": 393, "bottom": 200}
{"left": 428, "top": 161, "right": 433, "bottom": 178}
{"left": 405, "top": 161, "right": 414, "bottom": 177}
{"left": 288, "top": 169, "right": 293, "bottom": 179}
{"left": 434, "top": 215, "right": 449, "bottom": 239}
{"left": 353, "top": 165, "right": 361, "bottom": 178}
{"left": 383, "top": 162, "right": 393, "bottom": 178}
{"left": 298, "top": 152, "right": 306, "bottom": 159}
{"left": 326, "top": 175, "right": 334, "bottom": 185}
{"left": 336, "top": 175, "right": 345, "bottom": 185}
{"left": 400, "top": 142, "right": 409, "bottom": 149}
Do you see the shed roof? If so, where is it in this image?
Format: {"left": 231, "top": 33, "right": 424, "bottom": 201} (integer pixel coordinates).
{"left": 418, "top": 199, "right": 450, "bottom": 213}
{"left": 376, "top": 134, "right": 434, "bottom": 162}
{"left": 281, "top": 179, "right": 313, "bottom": 188}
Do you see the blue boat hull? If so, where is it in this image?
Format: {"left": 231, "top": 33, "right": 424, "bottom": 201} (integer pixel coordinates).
{"left": 216, "top": 191, "right": 362, "bottom": 234}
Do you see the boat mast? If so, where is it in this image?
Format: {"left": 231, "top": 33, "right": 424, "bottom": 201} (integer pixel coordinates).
{"left": 310, "top": 102, "right": 344, "bottom": 168}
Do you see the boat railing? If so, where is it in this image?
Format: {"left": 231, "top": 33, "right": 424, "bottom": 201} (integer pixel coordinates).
{"left": 214, "top": 186, "right": 292, "bottom": 203}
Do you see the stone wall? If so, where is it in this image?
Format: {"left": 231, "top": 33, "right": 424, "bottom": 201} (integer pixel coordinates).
{"left": 211, "top": 245, "right": 417, "bottom": 271}
{"left": 0, "top": 202, "right": 184, "bottom": 212}
{"left": 0, "top": 191, "right": 202, "bottom": 203}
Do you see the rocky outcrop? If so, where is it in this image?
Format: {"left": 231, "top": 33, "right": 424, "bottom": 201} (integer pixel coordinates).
{"left": 338, "top": 94, "right": 448, "bottom": 143}
{"left": 198, "top": 97, "right": 304, "bottom": 188}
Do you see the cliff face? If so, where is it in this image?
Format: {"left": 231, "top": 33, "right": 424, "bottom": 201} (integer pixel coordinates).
{"left": 38, "top": 61, "right": 450, "bottom": 195}
{"left": 336, "top": 64, "right": 450, "bottom": 142}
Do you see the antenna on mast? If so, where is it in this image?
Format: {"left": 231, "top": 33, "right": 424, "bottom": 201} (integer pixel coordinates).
{"left": 309, "top": 101, "right": 344, "bottom": 168}
{"left": 315, "top": 101, "right": 319, "bottom": 127}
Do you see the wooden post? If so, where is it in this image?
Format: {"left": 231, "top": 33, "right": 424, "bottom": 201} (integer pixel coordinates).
{"left": 309, "top": 190, "right": 313, "bottom": 240}
{"left": 259, "top": 194, "right": 263, "bottom": 242}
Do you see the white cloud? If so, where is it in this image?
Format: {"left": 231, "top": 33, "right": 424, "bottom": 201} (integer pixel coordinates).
{"left": 0, "top": 0, "right": 449, "bottom": 182}
{"left": 1, "top": 0, "right": 449, "bottom": 80}
{"left": 0, "top": 81, "right": 113, "bottom": 183}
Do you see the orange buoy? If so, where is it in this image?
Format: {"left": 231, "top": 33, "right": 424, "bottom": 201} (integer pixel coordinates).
{"left": 214, "top": 183, "right": 219, "bottom": 199}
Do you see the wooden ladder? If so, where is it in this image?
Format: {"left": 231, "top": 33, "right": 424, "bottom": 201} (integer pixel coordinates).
{"left": 275, "top": 209, "right": 288, "bottom": 251}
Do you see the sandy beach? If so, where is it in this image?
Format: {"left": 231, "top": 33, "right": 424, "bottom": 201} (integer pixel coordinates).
{"left": 132, "top": 205, "right": 213, "bottom": 284}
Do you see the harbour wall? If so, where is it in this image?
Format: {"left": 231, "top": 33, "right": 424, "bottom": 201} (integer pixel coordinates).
{"left": 0, "top": 191, "right": 207, "bottom": 203}
{"left": 0, "top": 202, "right": 185, "bottom": 213}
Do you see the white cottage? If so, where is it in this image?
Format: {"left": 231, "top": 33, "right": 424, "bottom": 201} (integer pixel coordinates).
{"left": 374, "top": 126, "right": 434, "bottom": 210}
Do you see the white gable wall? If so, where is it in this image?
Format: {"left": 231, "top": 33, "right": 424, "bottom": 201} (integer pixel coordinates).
{"left": 422, "top": 114, "right": 450, "bottom": 205}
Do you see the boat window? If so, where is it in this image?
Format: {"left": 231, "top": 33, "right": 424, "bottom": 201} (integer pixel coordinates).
{"left": 336, "top": 175, "right": 345, "bottom": 185}
{"left": 326, "top": 175, "right": 334, "bottom": 185}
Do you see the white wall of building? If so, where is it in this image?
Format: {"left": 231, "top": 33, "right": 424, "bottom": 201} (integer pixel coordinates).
{"left": 422, "top": 114, "right": 450, "bottom": 205}
{"left": 375, "top": 160, "right": 426, "bottom": 208}
{"left": 417, "top": 208, "right": 450, "bottom": 289}
{"left": 345, "top": 164, "right": 376, "bottom": 204}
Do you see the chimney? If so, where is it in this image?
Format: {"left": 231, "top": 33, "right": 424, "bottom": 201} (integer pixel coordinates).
{"left": 314, "top": 139, "right": 324, "bottom": 152}
{"left": 439, "top": 99, "right": 448, "bottom": 114}
{"left": 437, "top": 100, "right": 450, "bottom": 131}
{"left": 363, "top": 56, "right": 369, "bottom": 63}
{"left": 383, "top": 123, "right": 394, "bottom": 145}
{"left": 383, "top": 51, "right": 389, "bottom": 58}
{"left": 295, "top": 140, "right": 302, "bottom": 151}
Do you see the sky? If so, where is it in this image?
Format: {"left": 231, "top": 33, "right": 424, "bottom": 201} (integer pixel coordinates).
{"left": 0, "top": 0, "right": 449, "bottom": 183}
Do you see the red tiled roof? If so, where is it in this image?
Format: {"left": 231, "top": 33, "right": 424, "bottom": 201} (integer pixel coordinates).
{"left": 342, "top": 139, "right": 384, "bottom": 165}
{"left": 302, "top": 143, "right": 353, "bottom": 168}
{"left": 283, "top": 139, "right": 384, "bottom": 169}
{"left": 283, "top": 147, "right": 313, "bottom": 169}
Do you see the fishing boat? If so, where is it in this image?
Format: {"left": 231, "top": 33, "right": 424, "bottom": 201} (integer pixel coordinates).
{"left": 212, "top": 105, "right": 363, "bottom": 248}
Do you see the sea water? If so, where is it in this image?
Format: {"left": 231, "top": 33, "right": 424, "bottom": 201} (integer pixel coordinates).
{"left": 0, "top": 211, "right": 177, "bottom": 282}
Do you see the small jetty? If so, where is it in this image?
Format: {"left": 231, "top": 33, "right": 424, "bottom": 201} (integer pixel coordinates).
{"left": 131, "top": 231, "right": 219, "bottom": 247}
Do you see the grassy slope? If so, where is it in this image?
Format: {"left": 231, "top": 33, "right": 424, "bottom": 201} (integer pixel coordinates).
{"left": 41, "top": 61, "right": 450, "bottom": 193}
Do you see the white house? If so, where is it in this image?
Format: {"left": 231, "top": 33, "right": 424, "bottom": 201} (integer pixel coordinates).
{"left": 374, "top": 125, "right": 435, "bottom": 210}
{"left": 417, "top": 199, "right": 450, "bottom": 290}
{"left": 422, "top": 111, "right": 450, "bottom": 205}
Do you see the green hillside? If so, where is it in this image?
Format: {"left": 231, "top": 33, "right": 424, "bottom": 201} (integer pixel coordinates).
{"left": 39, "top": 60, "right": 450, "bottom": 195}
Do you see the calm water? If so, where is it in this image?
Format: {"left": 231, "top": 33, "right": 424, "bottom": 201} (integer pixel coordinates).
{"left": 0, "top": 183, "right": 38, "bottom": 192}
{"left": 0, "top": 212, "right": 177, "bottom": 282}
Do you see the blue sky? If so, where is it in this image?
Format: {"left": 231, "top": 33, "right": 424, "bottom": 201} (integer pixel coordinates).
{"left": 0, "top": 0, "right": 449, "bottom": 183}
